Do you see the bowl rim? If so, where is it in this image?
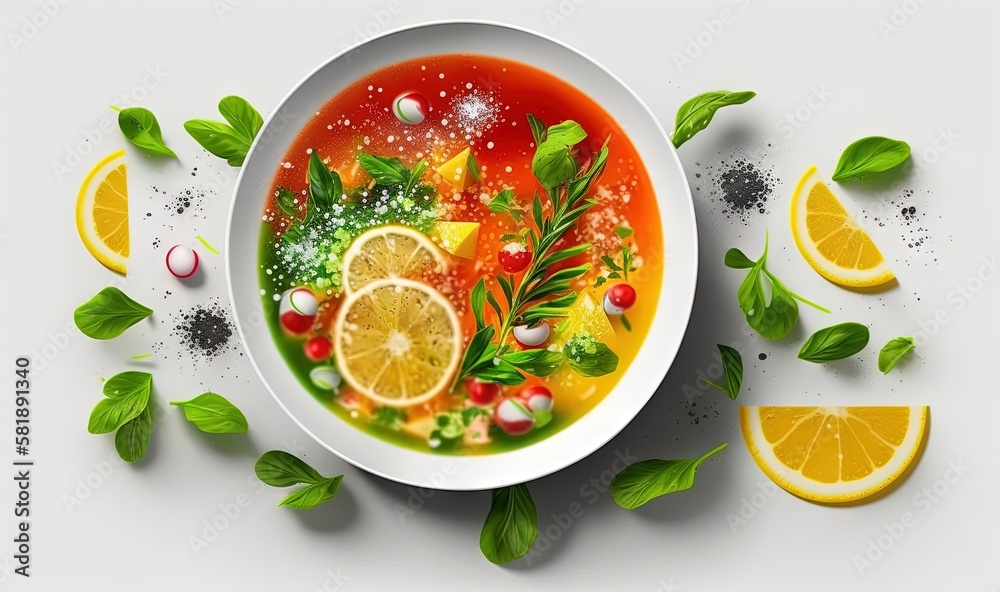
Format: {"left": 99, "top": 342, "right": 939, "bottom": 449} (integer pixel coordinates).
{"left": 225, "top": 18, "right": 698, "bottom": 490}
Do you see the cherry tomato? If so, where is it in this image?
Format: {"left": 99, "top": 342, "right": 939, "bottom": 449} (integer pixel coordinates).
{"left": 304, "top": 336, "right": 333, "bottom": 361}
{"left": 604, "top": 283, "right": 637, "bottom": 315}
{"left": 466, "top": 378, "right": 501, "bottom": 406}
{"left": 498, "top": 244, "right": 531, "bottom": 273}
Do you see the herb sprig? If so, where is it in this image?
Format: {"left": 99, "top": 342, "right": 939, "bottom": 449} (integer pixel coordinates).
{"left": 254, "top": 450, "right": 343, "bottom": 510}
{"left": 454, "top": 116, "right": 609, "bottom": 387}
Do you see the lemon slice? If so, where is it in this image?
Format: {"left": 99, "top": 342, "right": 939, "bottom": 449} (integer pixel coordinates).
{"left": 76, "top": 150, "right": 129, "bottom": 274}
{"left": 333, "top": 278, "right": 461, "bottom": 407}
{"left": 341, "top": 225, "right": 447, "bottom": 294}
{"left": 790, "top": 166, "right": 894, "bottom": 287}
{"left": 740, "top": 406, "right": 927, "bottom": 503}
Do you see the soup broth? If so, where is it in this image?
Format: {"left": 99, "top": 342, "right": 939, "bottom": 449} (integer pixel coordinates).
{"left": 258, "top": 54, "right": 663, "bottom": 455}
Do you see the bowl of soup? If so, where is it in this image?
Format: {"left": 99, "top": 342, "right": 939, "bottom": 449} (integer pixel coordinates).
{"left": 227, "top": 21, "right": 697, "bottom": 490}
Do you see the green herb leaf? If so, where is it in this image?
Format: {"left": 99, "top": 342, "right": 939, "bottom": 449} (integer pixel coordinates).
{"left": 878, "top": 336, "right": 915, "bottom": 374}
{"left": 620, "top": 313, "right": 632, "bottom": 332}
{"left": 170, "top": 392, "right": 248, "bottom": 434}
{"left": 184, "top": 119, "right": 251, "bottom": 166}
{"left": 373, "top": 407, "right": 406, "bottom": 430}
{"left": 502, "top": 348, "right": 563, "bottom": 377}
{"left": 526, "top": 114, "right": 547, "bottom": 145}
{"left": 278, "top": 476, "right": 343, "bottom": 510}
{"left": 403, "top": 159, "right": 428, "bottom": 198}
{"left": 531, "top": 120, "right": 586, "bottom": 189}
{"left": 487, "top": 189, "right": 523, "bottom": 222}
{"left": 432, "top": 410, "right": 467, "bottom": 441}
{"left": 614, "top": 226, "right": 633, "bottom": 238}
{"left": 700, "top": 345, "right": 743, "bottom": 400}
{"left": 563, "top": 334, "right": 619, "bottom": 377}
{"left": 480, "top": 484, "right": 537, "bottom": 564}
{"left": 470, "top": 278, "right": 487, "bottom": 331}
{"left": 724, "top": 248, "right": 755, "bottom": 269}
{"left": 533, "top": 410, "right": 553, "bottom": 428}
{"left": 217, "top": 95, "right": 263, "bottom": 143}
{"left": 473, "top": 359, "right": 525, "bottom": 385}
{"left": 184, "top": 95, "right": 262, "bottom": 166}
{"left": 88, "top": 371, "right": 152, "bottom": 434}
{"left": 798, "top": 322, "right": 871, "bottom": 363}
{"left": 610, "top": 443, "right": 727, "bottom": 510}
{"left": 254, "top": 450, "right": 324, "bottom": 487}
{"left": 358, "top": 152, "right": 409, "bottom": 185}
{"left": 467, "top": 151, "right": 482, "bottom": 182}
{"left": 115, "top": 107, "right": 177, "bottom": 157}
{"left": 731, "top": 232, "right": 829, "bottom": 340}
{"left": 115, "top": 404, "right": 152, "bottom": 463}
{"left": 832, "top": 136, "right": 911, "bottom": 182}
{"left": 275, "top": 186, "right": 299, "bottom": 216}
{"left": 307, "top": 151, "right": 343, "bottom": 211}
{"left": 671, "top": 90, "right": 755, "bottom": 148}
{"left": 74, "top": 287, "right": 153, "bottom": 340}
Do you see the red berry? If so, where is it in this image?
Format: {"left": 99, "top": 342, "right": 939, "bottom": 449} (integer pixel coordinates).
{"left": 498, "top": 244, "right": 531, "bottom": 273}
{"left": 280, "top": 310, "right": 314, "bottom": 335}
{"left": 466, "top": 378, "right": 501, "bottom": 407}
{"left": 493, "top": 397, "right": 534, "bottom": 435}
{"left": 517, "top": 385, "right": 553, "bottom": 413}
{"left": 304, "top": 337, "right": 333, "bottom": 361}
{"left": 604, "top": 283, "right": 637, "bottom": 315}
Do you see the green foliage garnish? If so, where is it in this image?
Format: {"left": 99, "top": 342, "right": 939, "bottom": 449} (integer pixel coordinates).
{"left": 878, "top": 336, "right": 915, "bottom": 374}
{"left": 277, "top": 152, "right": 436, "bottom": 289}
{"left": 428, "top": 407, "right": 490, "bottom": 446}
{"left": 563, "top": 334, "right": 619, "bottom": 377}
{"left": 274, "top": 187, "right": 300, "bottom": 216}
{"left": 726, "top": 232, "right": 830, "bottom": 340}
{"left": 671, "top": 90, "right": 755, "bottom": 148}
{"left": 501, "top": 348, "right": 564, "bottom": 377}
{"left": 74, "top": 287, "right": 153, "bottom": 340}
{"left": 832, "top": 136, "right": 910, "bottom": 182}
{"left": 700, "top": 344, "right": 743, "bottom": 400}
{"left": 113, "top": 106, "right": 177, "bottom": 157}
{"left": 610, "top": 443, "right": 727, "bottom": 510}
{"left": 372, "top": 407, "right": 406, "bottom": 430}
{"left": 184, "top": 95, "right": 263, "bottom": 166}
{"left": 455, "top": 115, "right": 613, "bottom": 387}
{"left": 798, "top": 322, "right": 870, "bottom": 363}
{"left": 170, "top": 392, "right": 248, "bottom": 434}
{"left": 254, "top": 450, "right": 343, "bottom": 510}
{"left": 487, "top": 188, "right": 523, "bottom": 222}
{"left": 115, "top": 405, "right": 152, "bottom": 463}
{"left": 480, "top": 484, "right": 537, "bottom": 564}
{"left": 89, "top": 371, "right": 155, "bottom": 463}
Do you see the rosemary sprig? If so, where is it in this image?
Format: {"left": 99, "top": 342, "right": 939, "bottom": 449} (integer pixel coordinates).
{"left": 454, "top": 116, "right": 609, "bottom": 387}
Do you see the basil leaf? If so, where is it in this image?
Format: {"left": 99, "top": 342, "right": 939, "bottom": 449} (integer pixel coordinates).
{"left": 502, "top": 348, "right": 563, "bottom": 377}
{"left": 480, "top": 484, "right": 537, "bottom": 564}
{"left": 74, "top": 287, "right": 153, "bottom": 340}
{"left": 275, "top": 187, "right": 299, "bottom": 216}
{"left": 700, "top": 345, "right": 742, "bottom": 400}
{"left": 254, "top": 450, "right": 324, "bottom": 487}
{"left": 115, "top": 404, "right": 152, "bottom": 463}
{"left": 566, "top": 142, "right": 609, "bottom": 203}
{"left": 278, "top": 476, "right": 343, "bottom": 510}
{"left": 88, "top": 371, "right": 152, "bottom": 434}
{"left": 170, "top": 392, "right": 248, "bottom": 434}
{"left": 610, "top": 443, "right": 727, "bottom": 510}
{"left": 470, "top": 277, "right": 487, "bottom": 331}
{"left": 531, "top": 120, "right": 586, "bottom": 189}
{"left": 724, "top": 248, "right": 755, "bottom": 269}
{"left": 672, "top": 90, "right": 755, "bottom": 148}
{"left": 217, "top": 95, "right": 263, "bottom": 143}
{"left": 115, "top": 107, "right": 177, "bottom": 157}
{"left": 467, "top": 151, "right": 481, "bottom": 182}
{"left": 403, "top": 159, "right": 428, "bottom": 198}
{"left": 731, "top": 233, "right": 829, "bottom": 340}
{"left": 487, "top": 189, "right": 522, "bottom": 222}
{"left": 878, "top": 336, "right": 915, "bottom": 374}
{"left": 307, "top": 151, "right": 343, "bottom": 211}
{"left": 526, "top": 114, "right": 547, "bottom": 145}
{"left": 614, "top": 226, "right": 633, "bottom": 238}
{"left": 563, "top": 335, "right": 619, "bottom": 377}
{"left": 184, "top": 119, "right": 251, "bottom": 166}
{"left": 798, "top": 322, "right": 870, "bottom": 363}
{"left": 357, "top": 152, "right": 409, "bottom": 185}
{"left": 832, "top": 136, "right": 910, "bottom": 182}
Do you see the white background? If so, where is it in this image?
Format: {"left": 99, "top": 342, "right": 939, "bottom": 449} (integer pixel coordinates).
{"left": 1, "top": 0, "right": 998, "bottom": 590}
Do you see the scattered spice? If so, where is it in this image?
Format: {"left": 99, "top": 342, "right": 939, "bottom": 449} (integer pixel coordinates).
{"left": 714, "top": 158, "right": 777, "bottom": 222}
{"left": 171, "top": 299, "right": 236, "bottom": 361}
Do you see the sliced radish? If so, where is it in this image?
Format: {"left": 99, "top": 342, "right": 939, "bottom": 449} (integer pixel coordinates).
{"left": 517, "top": 385, "right": 553, "bottom": 413}
{"left": 603, "top": 283, "right": 637, "bottom": 315}
{"left": 393, "top": 92, "right": 430, "bottom": 124}
{"left": 166, "top": 245, "right": 199, "bottom": 278}
{"left": 513, "top": 323, "right": 550, "bottom": 348}
{"left": 493, "top": 397, "right": 534, "bottom": 436}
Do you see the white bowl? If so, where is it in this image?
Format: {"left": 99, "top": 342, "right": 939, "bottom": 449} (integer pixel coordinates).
{"left": 226, "top": 20, "right": 697, "bottom": 491}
